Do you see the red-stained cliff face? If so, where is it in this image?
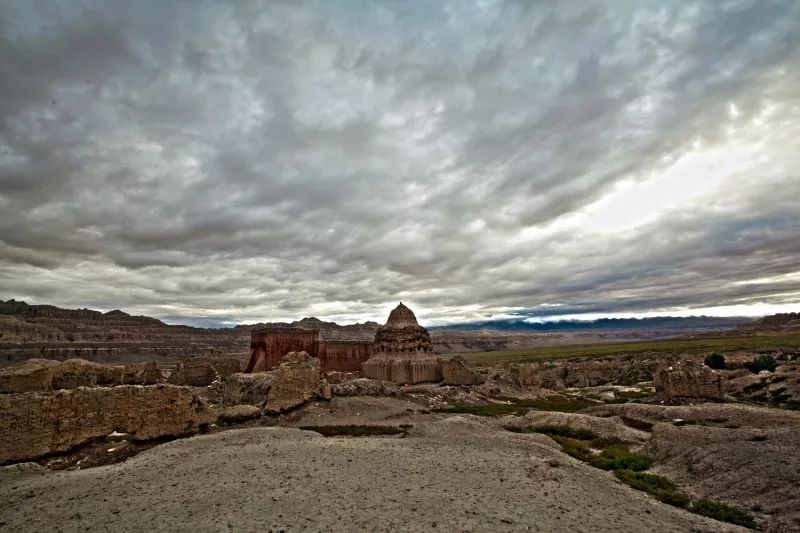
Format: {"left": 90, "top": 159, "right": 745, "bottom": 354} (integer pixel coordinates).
{"left": 315, "top": 341, "right": 373, "bottom": 372}
{"left": 245, "top": 329, "right": 319, "bottom": 372}
{"left": 244, "top": 303, "right": 428, "bottom": 374}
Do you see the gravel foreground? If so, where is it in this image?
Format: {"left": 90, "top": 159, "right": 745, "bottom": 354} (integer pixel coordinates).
{"left": 1, "top": 416, "right": 748, "bottom": 533}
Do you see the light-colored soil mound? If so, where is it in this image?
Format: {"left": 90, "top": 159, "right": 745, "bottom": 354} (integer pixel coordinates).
{"left": 0, "top": 421, "right": 747, "bottom": 532}
{"left": 501, "top": 410, "right": 650, "bottom": 444}
{"left": 589, "top": 402, "right": 800, "bottom": 532}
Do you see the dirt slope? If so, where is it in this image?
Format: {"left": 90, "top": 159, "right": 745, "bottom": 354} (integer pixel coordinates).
{"left": 0, "top": 419, "right": 747, "bottom": 533}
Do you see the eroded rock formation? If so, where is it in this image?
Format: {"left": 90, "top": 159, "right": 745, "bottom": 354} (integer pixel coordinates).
{"left": 331, "top": 378, "right": 401, "bottom": 397}
{"left": 0, "top": 358, "right": 163, "bottom": 393}
{"left": 225, "top": 351, "right": 330, "bottom": 413}
{"left": 441, "top": 356, "right": 485, "bottom": 385}
{"left": 244, "top": 328, "right": 373, "bottom": 373}
{"left": 0, "top": 359, "right": 60, "bottom": 393}
{"left": 362, "top": 303, "right": 442, "bottom": 384}
{"left": 168, "top": 356, "right": 241, "bottom": 386}
{"left": 654, "top": 359, "right": 725, "bottom": 401}
{"left": 0, "top": 385, "right": 209, "bottom": 463}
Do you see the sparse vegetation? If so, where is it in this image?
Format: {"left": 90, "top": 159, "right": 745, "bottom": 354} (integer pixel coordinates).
{"left": 613, "top": 470, "right": 691, "bottom": 508}
{"left": 516, "top": 395, "right": 597, "bottom": 413}
{"left": 745, "top": 354, "right": 778, "bottom": 374}
{"left": 510, "top": 424, "right": 759, "bottom": 529}
{"left": 589, "top": 444, "right": 652, "bottom": 471}
{"left": 515, "top": 424, "right": 598, "bottom": 441}
{"left": 692, "top": 499, "right": 758, "bottom": 529}
{"left": 437, "top": 395, "right": 598, "bottom": 417}
{"left": 550, "top": 436, "right": 593, "bottom": 461}
{"left": 434, "top": 403, "right": 524, "bottom": 417}
{"left": 704, "top": 353, "right": 726, "bottom": 369}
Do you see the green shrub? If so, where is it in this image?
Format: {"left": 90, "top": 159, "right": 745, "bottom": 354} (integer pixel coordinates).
{"left": 745, "top": 355, "right": 778, "bottom": 374}
{"left": 704, "top": 353, "right": 726, "bottom": 370}
{"left": 551, "top": 436, "right": 593, "bottom": 462}
{"left": 692, "top": 499, "right": 758, "bottom": 529}
{"left": 435, "top": 403, "right": 523, "bottom": 417}
{"left": 589, "top": 445, "right": 652, "bottom": 471}
{"left": 526, "top": 424, "right": 598, "bottom": 441}
{"left": 516, "top": 396, "right": 596, "bottom": 413}
{"left": 589, "top": 436, "right": 627, "bottom": 448}
{"left": 614, "top": 470, "right": 691, "bottom": 508}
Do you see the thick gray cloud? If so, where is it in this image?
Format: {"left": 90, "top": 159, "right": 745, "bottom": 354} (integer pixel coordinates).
{"left": 1, "top": 0, "right": 799, "bottom": 325}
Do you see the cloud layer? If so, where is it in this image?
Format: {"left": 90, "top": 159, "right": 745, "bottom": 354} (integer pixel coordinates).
{"left": 1, "top": 0, "right": 799, "bottom": 325}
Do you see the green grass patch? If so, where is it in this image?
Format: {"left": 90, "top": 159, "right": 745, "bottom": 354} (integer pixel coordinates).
{"left": 433, "top": 403, "right": 524, "bottom": 417}
{"left": 614, "top": 470, "right": 691, "bottom": 508}
{"left": 692, "top": 500, "right": 758, "bottom": 529}
{"left": 589, "top": 444, "right": 652, "bottom": 471}
{"left": 550, "top": 436, "right": 593, "bottom": 462}
{"left": 516, "top": 395, "right": 597, "bottom": 413}
{"left": 438, "top": 395, "right": 597, "bottom": 417}
{"left": 458, "top": 334, "right": 800, "bottom": 366}
{"left": 515, "top": 424, "right": 598, "bottom": 441}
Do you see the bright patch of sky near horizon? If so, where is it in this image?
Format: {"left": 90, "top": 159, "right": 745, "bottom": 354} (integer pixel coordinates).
{"left": 0, "top": 0, "right": 799, "bottom": 327}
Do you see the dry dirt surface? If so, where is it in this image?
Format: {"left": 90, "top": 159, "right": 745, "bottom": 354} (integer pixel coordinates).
{"left": 0, "top": 417, "right": 748, "bottom": 533}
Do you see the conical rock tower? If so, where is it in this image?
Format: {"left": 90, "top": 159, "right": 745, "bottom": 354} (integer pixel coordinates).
{"left": 362, "top": 303, "right": 441, "bottom": 384}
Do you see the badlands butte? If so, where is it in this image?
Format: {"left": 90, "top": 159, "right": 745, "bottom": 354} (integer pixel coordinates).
{"left": 1, "top": 301, "right": 799, "bottom": 532}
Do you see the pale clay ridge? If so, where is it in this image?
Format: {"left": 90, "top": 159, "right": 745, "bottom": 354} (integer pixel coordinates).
{"left": 0, "top": 421, "right": 748, "bottom": 533}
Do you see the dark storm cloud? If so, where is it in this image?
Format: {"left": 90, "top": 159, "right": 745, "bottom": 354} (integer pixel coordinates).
{"left": 1, "top": 0, "right": 799, "bottom": 324}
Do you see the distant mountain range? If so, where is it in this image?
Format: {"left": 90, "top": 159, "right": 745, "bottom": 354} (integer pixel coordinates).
{"left": 430, "top": 316, "right": 753, "bottom": 332}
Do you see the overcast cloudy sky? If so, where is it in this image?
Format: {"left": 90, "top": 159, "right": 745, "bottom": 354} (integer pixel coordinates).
{"left": 1, "top": 0, "right": 799, "bottom": 327}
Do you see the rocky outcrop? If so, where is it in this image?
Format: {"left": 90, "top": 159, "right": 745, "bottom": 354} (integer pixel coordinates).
{"left": 0, "top": 358, "right": 163, "bottom": 393}
{"left": 503, "top": 410, "right": 649, "bottom": 444}
{"left": 223, "top": 373, "right": 273, "bottom": 407}
{"left": 372, "top": 303, "right": 433, "bottom": 354}
{"left": 0, "top": 385, "right": 210, "bottom": 463}
{"left": 224, "top": 351, "right": 329, "bottom": 414}
{"left": 735, "top": 312, "right": 800, "bottom": 333}
{"left": 50, "top": 359, "right": 126, "bottom": 389}
{"left": 218, "top": 404, "right": 262, "bottom": 423}
{"left": 331, "top": 378, "right": 401, "bottom": 397}
{"left": 168, "top": 356, "right": 241, "bottom": 386}
{"left": 362, "top": 356, "right": 441, "bottom": 384}
{"left": 654, "top": 359, "right": 725, "bottom": 401}
{"left": 362, "top": 303, "right": 442, "bottom": 384}
{"left": 441, "top": 356, "right": 485, "bottom": 385}
{"left": 263, "top": 351, "right": 328, "bottom": 413}
{"left": 121, "top": 361, "right": 163, "bottom": 385}
{"left": 0, "top": 359, "right": 60, "bottom": 393}
{"left": 725, "top": 360, "right": 800, "bottom": 409}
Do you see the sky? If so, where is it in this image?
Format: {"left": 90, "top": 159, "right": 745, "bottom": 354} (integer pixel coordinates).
{"left": 1, "top": 0, "right": 799, "bottom": 327}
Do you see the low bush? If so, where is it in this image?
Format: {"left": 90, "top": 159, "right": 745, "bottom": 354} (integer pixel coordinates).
{"left": 435, "top": 403, "right": 523, "bottom": 417}
{"left": 550, "top": 436, "right": 592, "bottom": 462}
{"left": 692, "top": 499, "right": 758, "bottom": 529}
{"left": 589, "top": 436, "right": 627, "bottom": 448}
{"left": 527, "top": 424, "right": 598, "bottom": 441}
{"left": 516, "top": 396, "right": 597, "bottom": 413}
{"left": 745, "top": 355, "right": 778, "bottom": 374}
{"left": 704, "top": 353, "right": 726, "bottom": 370}
{"left": 614, "top": 470, "right": 691, "bottom": 508}
{"left": 589, "top": 444, "right": 652, "bottom": 471}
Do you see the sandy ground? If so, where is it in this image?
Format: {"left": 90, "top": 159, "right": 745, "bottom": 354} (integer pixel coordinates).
{"left": 0, "top": 416, "right": 748, "bottom": 533}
